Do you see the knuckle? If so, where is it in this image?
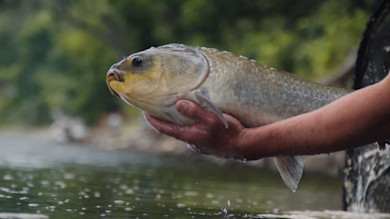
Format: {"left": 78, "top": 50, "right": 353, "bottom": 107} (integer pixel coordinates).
{"left": 182, "top": 102, "right": 200, "bottom": 119}
{"left": 207, "top": 116, "right": 223, "bottom": 129}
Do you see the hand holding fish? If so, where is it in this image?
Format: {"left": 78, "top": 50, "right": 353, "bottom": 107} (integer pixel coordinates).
{"left": 145, "top": 99, "right": 250, "bottom": 159}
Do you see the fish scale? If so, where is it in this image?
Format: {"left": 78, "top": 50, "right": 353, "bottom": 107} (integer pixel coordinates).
{"left": 197, "top": 46, "right": 351, "bottom": 126}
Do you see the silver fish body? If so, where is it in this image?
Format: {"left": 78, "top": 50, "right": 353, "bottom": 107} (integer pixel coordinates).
{"left": 106, "top": 44, "right": 352, "bottom": 191}
{"left": 196, "top": 46, "right": 351, "bottom": 127}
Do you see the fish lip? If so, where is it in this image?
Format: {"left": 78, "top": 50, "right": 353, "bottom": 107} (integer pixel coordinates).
{"left": 107, "top": 70, "right": 124, "bottom": 82}
{"left": 106, "top": 70, "right": 124, "bottom": 97}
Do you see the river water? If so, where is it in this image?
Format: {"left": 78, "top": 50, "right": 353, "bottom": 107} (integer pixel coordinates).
{"left": 0, "top": 132, "right": 342, "bottom": 218}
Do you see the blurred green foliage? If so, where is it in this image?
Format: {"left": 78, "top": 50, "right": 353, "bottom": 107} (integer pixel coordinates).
{"left": 0, "top": 0, "right": 376, "bottom": 126}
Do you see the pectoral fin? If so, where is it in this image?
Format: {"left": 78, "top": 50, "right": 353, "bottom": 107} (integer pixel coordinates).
{"left": 274, "top": 156, "right": 304, "bottom": 192}
{"left": 194, "top": 88, "right": 228, "bottom": 129}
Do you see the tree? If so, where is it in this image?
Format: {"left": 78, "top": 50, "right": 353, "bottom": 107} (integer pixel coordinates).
{"left": 0, "top": 0, "right": 376, "bottom": 126}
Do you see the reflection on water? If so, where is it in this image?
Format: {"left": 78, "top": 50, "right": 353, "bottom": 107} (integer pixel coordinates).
{"left": 0, "top": 133, "right": 342, "bottom": 218}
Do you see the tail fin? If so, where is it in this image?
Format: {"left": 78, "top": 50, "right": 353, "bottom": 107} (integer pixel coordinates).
{"left": 274, "top": 156, "right": 304, "bottom": 191}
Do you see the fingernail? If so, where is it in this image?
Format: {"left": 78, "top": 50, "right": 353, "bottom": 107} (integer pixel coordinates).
{"left": 177, "top": 101, "right": 187, "bottom": 113}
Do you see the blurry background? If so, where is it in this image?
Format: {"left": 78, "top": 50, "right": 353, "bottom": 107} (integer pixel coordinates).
{"left": 0, "top": 0, "right": 375, "bottom": 128}
{"left": 0, "top": 0, "right": 383, "bottom": 217}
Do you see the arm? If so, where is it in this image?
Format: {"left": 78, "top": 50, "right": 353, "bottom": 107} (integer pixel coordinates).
{"left": 145, "top": 74, "right": 390, "bottom": 160}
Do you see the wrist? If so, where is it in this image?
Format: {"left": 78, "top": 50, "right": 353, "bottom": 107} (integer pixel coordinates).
{"left": 235, "top": 127, "right": 276, "bottom": 160}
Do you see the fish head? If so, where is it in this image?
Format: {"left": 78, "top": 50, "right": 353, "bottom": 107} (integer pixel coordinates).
{"left": 106, "top": 44, "right": 209, "bottom": 118}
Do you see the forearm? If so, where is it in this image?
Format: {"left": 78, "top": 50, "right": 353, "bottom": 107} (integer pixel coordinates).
{"left": 240, "top": 75, "right": 390, "bottom": 159}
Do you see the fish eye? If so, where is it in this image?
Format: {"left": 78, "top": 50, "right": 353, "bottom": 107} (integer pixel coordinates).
{"left": 132, "top": 56, "right": 143, "bottom": 67}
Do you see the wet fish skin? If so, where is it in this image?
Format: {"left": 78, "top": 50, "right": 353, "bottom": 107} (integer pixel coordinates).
{"left": 106, "top": 44, "right": 352, "bottom": 191}
{"left": 196, "top": 46, "right": 351, "bottom": 127}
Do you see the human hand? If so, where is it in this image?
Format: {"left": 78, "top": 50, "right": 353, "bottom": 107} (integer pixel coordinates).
{"left": 144, "top": 100, "right": 248, "bottom": 159}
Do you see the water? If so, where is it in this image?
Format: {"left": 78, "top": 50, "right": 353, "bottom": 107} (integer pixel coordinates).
{"left": 0, "top": 133, "right": 342, "bottom": 218}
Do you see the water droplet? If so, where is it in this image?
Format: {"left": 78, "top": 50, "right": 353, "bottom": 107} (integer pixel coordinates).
{"left": 384, "top": 46, "right": 390, "bottom": 53}
{"left": 177, "top": 203, "right": 186, "bottom": 208}
{"left": 3, "top": 174, "right": 13, "bottom": 181}
{"left": 227, "top": 200, "right": 230, "bottom": 207}
{"left": 114, "top": 200, "right": 124, "bottom": 205}
{"left": 54, "top": 181, "right": 66, "bottom": 189}
{"left": 125, "top": 189, "right": 134, "bottom": 194}
{"left": 64, "top": 173, "right": 75, "bottom": 180}
{"left": 0, "top": 187, "right": 10, "bottom": 193}
{"left": 184, "top": 191, "right": 198, "bottom": 197}
{"left": 206, "top": 193, "right": 213, "bottom": 198}
{"left": 211, "top": 200, "right": 220, "bottom": 204}
{"left": 28, "top": 203, "right": 39, "bottom": 207}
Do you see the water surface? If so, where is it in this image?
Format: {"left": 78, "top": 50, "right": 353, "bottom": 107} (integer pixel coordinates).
{"left": 0, "top": 133, "right": 342, "bottom": 218}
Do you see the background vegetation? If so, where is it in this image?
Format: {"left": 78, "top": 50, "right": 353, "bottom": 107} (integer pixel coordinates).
{"left": 0, "top": 0, "right": 376, "bottom": 126}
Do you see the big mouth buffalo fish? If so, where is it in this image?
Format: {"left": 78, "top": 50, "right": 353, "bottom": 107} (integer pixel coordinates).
{"left": 106, "top": 44, "right": 351, "bottom": 191}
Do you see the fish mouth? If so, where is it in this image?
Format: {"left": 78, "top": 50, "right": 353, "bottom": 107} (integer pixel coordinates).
{"left": 107, "top": 70, "right": 124, "bottom": 82}
{"left": 106, "top": 70, "right": 125, "bottom": 97}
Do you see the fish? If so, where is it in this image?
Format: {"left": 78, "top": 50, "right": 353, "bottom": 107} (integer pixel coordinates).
{"left": 106, "top": 44, "right": 351, "bottom": 191}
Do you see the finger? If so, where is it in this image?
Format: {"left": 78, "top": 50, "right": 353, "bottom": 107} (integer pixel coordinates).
{"left": 144, "top": 113, "right": 176, "bottom": 133}
{"left": 176, "top": 100, "right": 224, "bottom": 128}
{"left": 223, "top": 114, "right": 245, "bottom": 131}
{"left": 142, "top": 112, "right": 161, "bottom": 133}
{"left": 145, "top": 113, "right": 211, "bottom": 143}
